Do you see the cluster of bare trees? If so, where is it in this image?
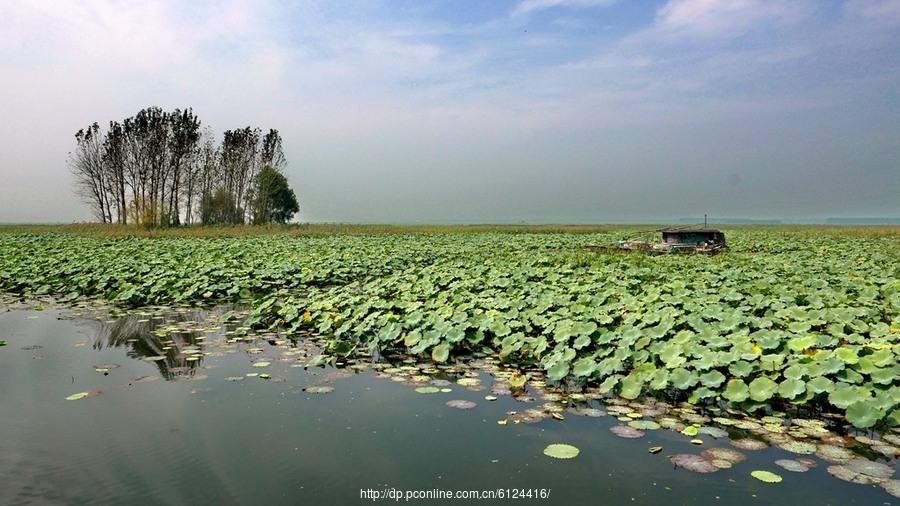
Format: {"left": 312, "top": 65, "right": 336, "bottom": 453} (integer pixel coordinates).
{"left": 69, "top": 107, "right": 292, "bottom": 226}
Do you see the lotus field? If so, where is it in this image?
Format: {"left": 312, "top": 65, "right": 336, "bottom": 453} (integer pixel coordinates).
{"left": 1, "top": 227, "right": 898, "bottom": 429}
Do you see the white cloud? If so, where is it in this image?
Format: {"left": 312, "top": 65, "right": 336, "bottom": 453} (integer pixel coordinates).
{"left": 655, "top": 0, "right": 811, "bottom": 39}
{"left": 511, "top": 0, "right": 616, "bottom": 17}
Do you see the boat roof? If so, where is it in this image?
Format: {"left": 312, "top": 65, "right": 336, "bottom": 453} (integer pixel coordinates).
{"left": 657, "top": 227, "right": 724, "bottom": 234}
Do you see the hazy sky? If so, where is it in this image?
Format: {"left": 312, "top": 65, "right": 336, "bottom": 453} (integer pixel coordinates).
{"left": 1, "top": 0, "right": 898, "bottom": 223}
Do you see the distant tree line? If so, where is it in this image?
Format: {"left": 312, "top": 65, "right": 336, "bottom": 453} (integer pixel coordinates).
{"left": 69, "top": 107, "right": 298, "bottom": 226}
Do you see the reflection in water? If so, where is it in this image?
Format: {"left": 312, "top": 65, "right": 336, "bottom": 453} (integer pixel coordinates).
{"left": 92, "top": 308, "right": 236, "bottom": 381}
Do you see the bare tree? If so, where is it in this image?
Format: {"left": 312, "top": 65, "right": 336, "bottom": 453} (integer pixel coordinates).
{"left": 70, "top": 123, "right": 111, "bottom": 223}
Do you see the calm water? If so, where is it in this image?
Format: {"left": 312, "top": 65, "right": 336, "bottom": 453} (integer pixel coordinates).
{"left": 0, "top": 306, "right": 895, "bottom": 506}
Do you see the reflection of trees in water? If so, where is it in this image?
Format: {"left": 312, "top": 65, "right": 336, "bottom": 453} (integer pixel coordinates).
{"left": 93, "top": 311, "right": 215, "bottom": 381}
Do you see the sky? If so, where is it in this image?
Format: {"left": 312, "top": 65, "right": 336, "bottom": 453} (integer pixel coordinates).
{"left": 0, "top": 0, "right": 898, "bottom": 224}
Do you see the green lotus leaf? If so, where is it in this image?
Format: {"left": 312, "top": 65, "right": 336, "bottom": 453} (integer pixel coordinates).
{"left": 748, "top": 377, "right": 778, "bottom": 402}
{"left": 782, "top": 364, "right": 806, "bottom": 380}
{"left": 659, "top": 343, "right": 685, "bottom": 368}
{"left": 753, "top": 330, "right": 783, "bottom": 350}
{"left": 573, "top": 321, "right": 597, "bottom": 336}
{"left": 597, "top": 375, "right": 620, "bottom": 393}
{"left": 805, "top": 376, "right": 834, "bottom": 394}
{"left": 699, "top": 370, "right": 726, "bottom": 388}
{"left": 508, "top": 373, "right": 527, "bottom": 388}
{"left": 688, "top": 386, "right": 717, "bottom": 403}
{"left": 648, "top": 368, "right": 669, "bottom": 390}
{"left": 431, "top": 342, "right": 450, "bottom": 363}
{"left": 729, "top": 360, "right": 754, "bottom": 378}
{"left": 777, "top": 379, "right": 806, "bottom": 400}
{"left": 670, "top": 368, "right": 699, "bottom": 390}
{"left": 835, "top": 367, "right": 864, "bottom": 384}
{"left": 619, "top": 374, "right": 643, "bottom": 400}
{"left": 572, "top": 357, "right": 597, "bottom": 377}
{"left": 446, "top": 326, "right": 466, "bottom": 343}
{"left": 723, "top": 379, "right": 750, "bottom": 402}
{"left": 870, "top": 366, "right": 898, "bottom": 385}
{"left": 572, "top": 334, "right": 591, "bottom": 349}
{"left": 845, "top": 400, "right": 885, "bottom": 429}
{"left": 888, "top": 408, "right": 900, "bottom": 426}
{"left": 547, "top": 361, "right": 570, "bottom": 381}
{"left": 867, "top": 348, "right": 894, "bottom": 367}
{"left": 816, "top": 356, "right": 844, "bottom": 375}
{"left": 787, "top": 335, "right": 816, "bottom": 352}
{"left": 834, "top": 348, "right": 859, "bottom": 364}
{"left": 828, "top": 384, "right": 866, "bottom": 409}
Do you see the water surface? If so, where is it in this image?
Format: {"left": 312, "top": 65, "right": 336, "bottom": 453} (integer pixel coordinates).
{"left": 0, "top": 306, "right": 895, "bottom": 505}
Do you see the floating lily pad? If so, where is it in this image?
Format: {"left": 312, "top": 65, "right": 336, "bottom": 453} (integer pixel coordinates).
{"left": 778, "top": 441, "right": 817, "bottom": 455}
{"left": 543, "top": 443, "right": 580, "bottom": 459}
{"left": 845, "top": 458, "right": 894, "bottom": 481}
{"left": 457, "top": 378, "right": 481, "bottom": 387}
{"left": 628, "top": 420, "right": 660, "bottom": 430}
{"left": 446, "top": 399, "right": 477, "bottom": 409}
{"left": 415, "top": 386, "right": 440, "bottom": 394}
{"left": 775, "top": 459, "right": 811, "bottom": 472}
{"left": 702, "top": 447, "right": 746, "bottom": 463}
{"left": 143, "top": 355, "right": 167, "bottom": 361}
{"left": 610, "top": 425, "right": 644, "bottom": 439}
{"left": 871, "top": 444, "right": 899, "bottom": 457}
{"left": 649, "top": 446, "right": 663, "bottom": 454}
{"left": 882, "top": 480, "right": 900, "bottom": 499}
{"left": 730, "top": 438, "right": 769, "bottom": 450}
{"left": 252, "top": 361, "right": 271, "bottom": 368}
{"left": 304, "top": 386, "right": 334, "bottom": 394}
{"left": 751, "top": 470, "right": 783, "bottom": 483}
{"left": 568, "top": 407, "right": 606, "bottom": 417}
{"left": 681, "top": 425, "right": 700, "bottom": 437}
{"left": 816, "top": 444, "right": 855, "bottom": 463}
{"left": 827, "top": 465, "right": 881, "bottom": 485}
{"left": 65, "top": 390, "right": 100, "bottom": 401}
{"left": 699, "top": 426, "right": 728, "bottom": 439}
{"left": 711, "top": 459, "right": 733, "bottom": 469}
{"left": 0, "top": 339, "right": 7, "bottom": 347}
{"left": 670, "top": 454, "right": 718, "bottom": 473}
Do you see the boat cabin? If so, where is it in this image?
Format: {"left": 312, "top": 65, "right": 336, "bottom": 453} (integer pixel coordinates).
{"left": 658, "top": 228, "right": 726, "bottom": 247}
